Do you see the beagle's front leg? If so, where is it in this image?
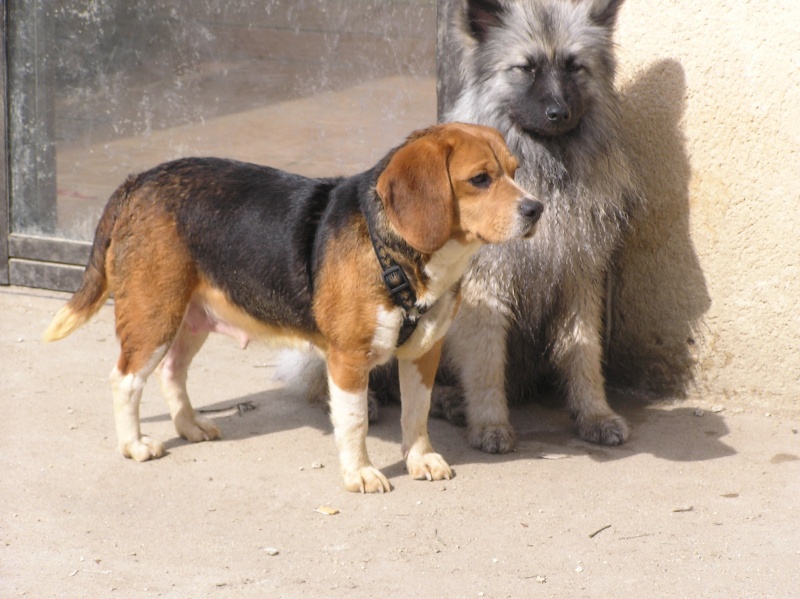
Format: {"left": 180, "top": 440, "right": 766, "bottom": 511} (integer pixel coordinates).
{"left": 400, "top": 339, "right": 453, "bottom": 482}
{"left": 326, "top": 349, "right": 391, "bottom": 493}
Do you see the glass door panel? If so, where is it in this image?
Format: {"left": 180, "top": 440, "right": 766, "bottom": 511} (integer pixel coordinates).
{"left": 6, "top": 0, "right": 436, "bottom": 290}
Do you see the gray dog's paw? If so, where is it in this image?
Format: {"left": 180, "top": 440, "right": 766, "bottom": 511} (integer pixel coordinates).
{"left": 469, "top": 424, "right": 517, "bottom": 454}
{"left": 367, "top": 390, "right": 380, "bottom": 424}
{"left": 576, "top": 414, "right": 629, "bottom": 446}
{"left": 430, "top": 385, "right": 468, "bottom": 427}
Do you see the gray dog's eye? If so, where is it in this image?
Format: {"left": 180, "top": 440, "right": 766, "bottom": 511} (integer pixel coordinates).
{"left": 565, "top": 57, "right": 584, "bottom": 73}
{"left": 511, "top": 63, "right": 536, "bottom": 75}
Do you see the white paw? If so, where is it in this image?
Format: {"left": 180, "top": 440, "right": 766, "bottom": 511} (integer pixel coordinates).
{"left": 120, "top": 436, "right": 165, "bottom": 462}
{"left": 406, "top": 451, "right": 453, "bottom": 481}
{"left": 342, "top": 466, "right": 392, "bottom": 494}
{"left": 174, "top": 413, "right": 221, "bottom": 443}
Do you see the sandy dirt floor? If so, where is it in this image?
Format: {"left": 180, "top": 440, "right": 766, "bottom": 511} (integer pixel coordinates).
{"left": 2, "top": 286, "right": 799, "bottom": 598}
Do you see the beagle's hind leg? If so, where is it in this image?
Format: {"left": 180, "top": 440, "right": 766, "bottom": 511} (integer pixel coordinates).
{"left": 111, "top": 352, "right": 169, "bottom": 462}
{"left": 157, "top": 318, "right": 221, "bottom": 443}
{"left": 108, "top": 231, "right": 198, "bottom": 461}
{"left": 111, "top": 303, "right": 188, "bottom": 462}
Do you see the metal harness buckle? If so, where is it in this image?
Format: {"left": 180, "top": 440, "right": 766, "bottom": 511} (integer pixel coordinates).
{"left": 381, "top": 264, "right": 410, "bottom": 295}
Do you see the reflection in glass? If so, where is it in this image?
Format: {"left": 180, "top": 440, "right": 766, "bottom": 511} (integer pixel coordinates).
{"left": 9, "top": 0, "right": 436, "bottom": 240}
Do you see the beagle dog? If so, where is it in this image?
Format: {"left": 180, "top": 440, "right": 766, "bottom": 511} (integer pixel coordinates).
{"left": 44, "top": 123, "right": 542, "bottom": 493}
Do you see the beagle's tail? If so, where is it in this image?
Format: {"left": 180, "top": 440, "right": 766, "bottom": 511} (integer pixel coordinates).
{"left": 43, "top": 177, "right": 135, "bottom": 342}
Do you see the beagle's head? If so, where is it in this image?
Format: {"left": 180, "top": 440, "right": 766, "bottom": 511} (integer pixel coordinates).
{"left": 376, "top": 123, "right": 542, "bottom": 254}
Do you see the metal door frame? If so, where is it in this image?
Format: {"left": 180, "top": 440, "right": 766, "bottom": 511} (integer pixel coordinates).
{"left": 1, "top": 2, "right": 92, "bottom": 292}
{"left": 1, "top": 0, "right": 9, "bottom": 286}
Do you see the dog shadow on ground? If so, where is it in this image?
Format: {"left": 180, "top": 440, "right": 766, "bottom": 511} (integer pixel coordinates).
{"left": 607, "top": 58, "right": 711, "bottom": 398}
{"left": 143, "top": 381, "right": 735, "bottom": 475}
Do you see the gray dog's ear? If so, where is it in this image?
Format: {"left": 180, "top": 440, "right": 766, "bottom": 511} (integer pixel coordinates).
{"left": 376, "top": 134, "right": 454, "bottom": 255}
{"left": 589, "top": 0, "right": 625, "bottom": 29}
{"left": 462, "top": 0, "right": 506, "bottom": 44}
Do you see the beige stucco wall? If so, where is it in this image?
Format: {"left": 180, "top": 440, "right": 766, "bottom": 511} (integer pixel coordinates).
{"left": 607, "top": 0, "right": 800, "bottom": 406}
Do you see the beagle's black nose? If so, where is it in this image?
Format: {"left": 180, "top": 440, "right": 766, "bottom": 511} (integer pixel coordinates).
{"left": 519, "top": 198, "right": 544, "bottom": 223}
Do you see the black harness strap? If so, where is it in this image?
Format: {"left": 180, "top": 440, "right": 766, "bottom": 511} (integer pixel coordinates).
{"left": 368, "top": 231, "right": 428, "bottom": 347}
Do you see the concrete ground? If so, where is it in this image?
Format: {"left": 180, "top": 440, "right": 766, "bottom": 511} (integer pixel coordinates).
{"left": 2, "top": 285, "right": 799, "bottom": 598}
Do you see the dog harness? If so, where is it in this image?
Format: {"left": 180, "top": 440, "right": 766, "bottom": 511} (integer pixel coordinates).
{"left": 368, "top": 234, "right": 429, "bottom": 347}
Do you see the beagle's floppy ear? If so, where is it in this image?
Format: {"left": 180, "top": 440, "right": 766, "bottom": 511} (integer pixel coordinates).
{"left": 376, "top": 134, "right": 454, "bottom": 254}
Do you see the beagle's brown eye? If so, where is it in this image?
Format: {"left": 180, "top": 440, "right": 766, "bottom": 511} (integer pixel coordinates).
{"left": 469, "top": 173, "right": 491, "bottom": 188}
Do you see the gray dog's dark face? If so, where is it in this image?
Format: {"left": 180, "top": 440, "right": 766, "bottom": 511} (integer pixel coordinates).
{"left": 504, "top": 57, "right": 590, "bottom": 138}
{"left": 461, "top": 0, "right": 624, "bottom": 139}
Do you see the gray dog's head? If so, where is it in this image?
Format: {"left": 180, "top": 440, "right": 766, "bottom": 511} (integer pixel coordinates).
{"left": 455, "top": 0, "right": 625, "bottom": 140}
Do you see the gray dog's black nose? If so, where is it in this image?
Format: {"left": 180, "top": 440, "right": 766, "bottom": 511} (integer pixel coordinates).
{"left": 545, "top": 103, "right": 571, "bottom": 122}
{"left": 519, "top": 198, "right": 544, "bottom": 223}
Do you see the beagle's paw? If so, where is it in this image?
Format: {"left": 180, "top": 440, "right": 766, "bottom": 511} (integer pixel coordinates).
{"left": 406, "top": 451, "right": 453, "bottom": 482}
{"left": 342, "top": 466, "right": 392, "bottom": 494}
{"left": 174, "top": 412, "right": 221, "bottom": 443}
{"left": 120, "top": 436, "right": 165, "bottom": 462}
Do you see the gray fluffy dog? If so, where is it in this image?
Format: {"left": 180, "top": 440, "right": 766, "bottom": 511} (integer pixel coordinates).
{"left": 278, "top": 0, "right": 642, "bottom": 453}
{"left": 435, "top": 0, "right": 642, "bottom": 452}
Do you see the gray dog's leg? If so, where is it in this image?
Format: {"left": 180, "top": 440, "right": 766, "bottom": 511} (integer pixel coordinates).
{"left": 553, "top": 275, "right": 628, "bottom": 445}
{"left": 443, "top": 288, "right": 516, "bottom": 454}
